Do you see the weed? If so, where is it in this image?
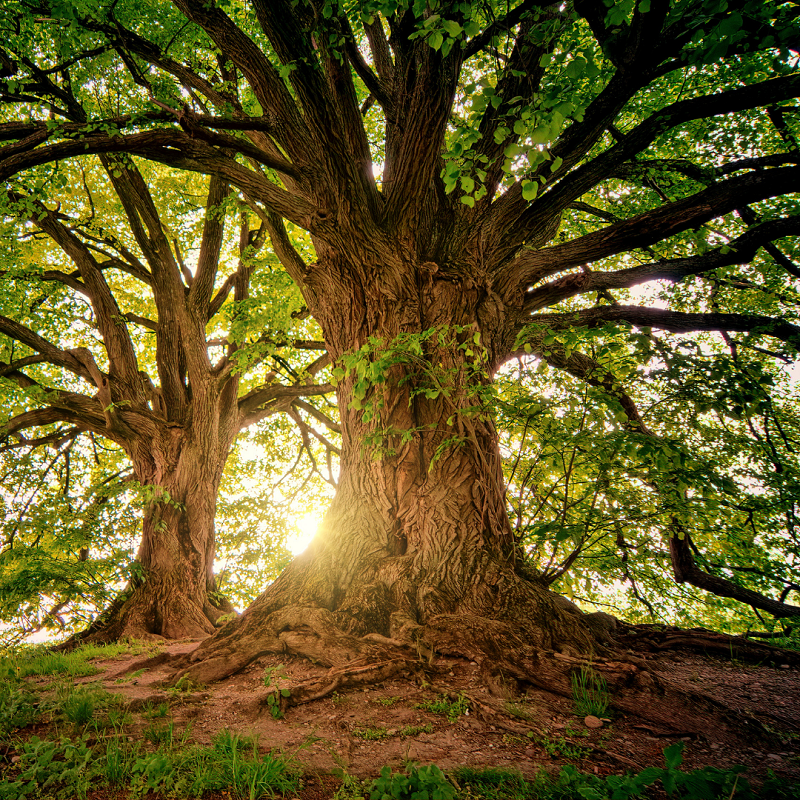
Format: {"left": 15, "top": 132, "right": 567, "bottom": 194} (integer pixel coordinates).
{"left": 0, "top": 735, "right": 99, "bottom": 800}
{"left": 415, "top": 692, "right": 469, "bottom": 723}
{"left": 536, "top": 734, "right": 591, "bottom": 760}
{"left": 265, "top": 688, "right": 291, "bottom": 719}
{"left": 353, "top": 723, "right": 433, "bottom": 741}
{"left": 167, "top": 674, "right": 204, "bottom": 695}
{"left": 212, "top": 727, "right": 259, "bottom": 756}
{"left": 334, "top": 772, "right": 369, "bottom": 800}
{"left": 102, "top": 735, "right": 141, "bottom": 787}
{"left": 331, "top": 691, "right": 348, "bottom": 705}
{"left": 115, "top": 668, "right": 146, "bottom": 684}
{"left": 452, "top": 766, "right": 535, "bottom": 799}
{"left": 377, "top": 695, "right": 400, "bottom": 707}
{"left": 0, "top": 641, "right": 156, "bottom": 682}
{"left": 571, "top": 663, "right": 609, "bottom": 718}
{"left": 262, "top": 664, "right": 291, "bottom": 719}
{"left": 63, "top": 691, "right": 95, "bottom": 727}
{"left": 503, "top": 700, "right": 535, "bottom": 721}
{"left": 370, "top": 764, "right": 455, "bottom": 800}
{"left": 262, "top": 663, "right": 288, "bottom": 688}
{"left": 399, "top": 723, "right": 432, "bottom": 736}
{"left": 354, "top": 725, "right": 391, "bottom": 741}
{"left": 141, "top": 700, "right": 170, "bottom": 718}
{"left": 143, "top": 720, "right": 189, "bottom": 748}
{"left": 0, "top": 682, "right": 38, "bottom": 735}
{"left": 104, "top": 707, "right": 134, "bottom": 728}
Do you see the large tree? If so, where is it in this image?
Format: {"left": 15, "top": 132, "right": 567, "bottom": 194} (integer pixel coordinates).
{"left": 0, "top": 67, "right": 332, "bottom": 639}
{"left": 2, "top": 0, "right": 799, "bottom": 710}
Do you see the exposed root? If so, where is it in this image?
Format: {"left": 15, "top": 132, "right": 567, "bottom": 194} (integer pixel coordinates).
{"left": 617, "top": 624, "right": 800, "bottom": 666}
{"left": 157, "top": 596, "right": 797, "bottom": 753}
{"left": 264, "top": 659, "right": 413, "bottom": 715}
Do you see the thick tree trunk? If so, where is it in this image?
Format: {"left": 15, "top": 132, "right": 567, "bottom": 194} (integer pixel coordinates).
{"left": 80, "top": 418, "right": 236, "bottom": 643}
{"left": 180, "top": 257, "right": 595, "bottom": 682}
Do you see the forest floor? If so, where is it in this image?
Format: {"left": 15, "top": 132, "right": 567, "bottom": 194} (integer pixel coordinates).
{"left": 4, "top": 633, "right": 799, "bottom": 798}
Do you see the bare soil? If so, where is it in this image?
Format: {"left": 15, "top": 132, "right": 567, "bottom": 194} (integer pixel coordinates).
{"left": 12, "top": 636, "right": 800, "bottom": 798}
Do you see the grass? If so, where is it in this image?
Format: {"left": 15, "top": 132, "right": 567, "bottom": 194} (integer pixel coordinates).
{"left": 1, "top": 724, "right": 301, "bottom": 800}
{"left": 0, "top": 640, "right": 159, "bottom": 682}
{"left": 352, "top": 723, "right": 433, "bottom": 740}
{"left": 571, "top": 663, "right": 609, "bottom": 718}
{"left": 415, "top": 692, "right": 470, "bottom": 723}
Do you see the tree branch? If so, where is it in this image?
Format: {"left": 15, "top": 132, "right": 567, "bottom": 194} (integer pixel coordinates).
{"left": 527, "top": 306, "right": 800, "bottom": 350}
{"left": 522, "top": 216, "right": 800, "bottom": 313}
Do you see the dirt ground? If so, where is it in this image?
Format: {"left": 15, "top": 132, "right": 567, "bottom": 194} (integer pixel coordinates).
{"left": 14, "top": 634, "right": 799, "bottom": 798}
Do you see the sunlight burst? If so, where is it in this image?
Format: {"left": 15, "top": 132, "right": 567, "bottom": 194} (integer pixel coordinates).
{"left": 285, "top": 513, "right": 321, "bottom": 556}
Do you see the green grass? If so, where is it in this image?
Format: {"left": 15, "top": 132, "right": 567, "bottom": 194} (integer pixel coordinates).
{"left": 1, "top": 726, "right": 301, "bottom": 800}
{"left": 452, "top": 766, "right": 535, "bottom": 799}
{"left": 570, "top": 664, "right": 609, "bottom": 718}
{"left": 352, "top": 722, "right": 433, "bottom": 741}
{"left": 0, "top": 640, "right": 159, "bottom": 681}
{"left": 415, "top": 692, "right": 470, "bottom": 723}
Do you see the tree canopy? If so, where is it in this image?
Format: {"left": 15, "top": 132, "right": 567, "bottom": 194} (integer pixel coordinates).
{"left": 0, "top": 0, "right": 799, "bottom": 708}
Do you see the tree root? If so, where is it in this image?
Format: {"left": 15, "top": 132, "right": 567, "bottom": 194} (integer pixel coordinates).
{"left": 264, "top": 658, "right": 413, "bottom": 716}
{"left": 157, "top": 600, "right": 795, "bottom": 750}
{"left": 616, "top": 624, "right": 800, "bottom": 666}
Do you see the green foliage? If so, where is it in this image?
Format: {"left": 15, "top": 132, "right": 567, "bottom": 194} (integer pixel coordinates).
{"left": 353, "top": 723, "right": 432, "bottom": 740}
{"left": 571, "top": 665, "right": 610, "bottom": 718}
{"left": 62, "top": 691, "right": 95, "bottom": 728}
{"left": 261, "top": 663, "right": 291, "bottom": 719}
{"left": 1, "top": 724, "right": 300, "bottom": 800}
{"left": 454, "top": 744, "right": 800, "bottom": 799}
{"left": 415, "top": 693, "right": 470, "bottom": 723}
{"left": 370, "top": 764, "right": 456, "bottom": 800}
{"left": 332, "top": 325, "right": 490, "bottom": 458}
{"left": 0, "top": 682, "right": 38, "bottom": 736}
{"left": 451, "top": 766, "right": 536, "bottom": 799}
{"left": 0, "top": 736, "right": 99, "bottom": 800}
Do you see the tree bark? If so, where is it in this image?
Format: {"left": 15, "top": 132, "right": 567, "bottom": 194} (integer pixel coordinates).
{"left": 78, "top": 387, "right": 237, "bottom": 643}
{"left": 180, "top": 254, "right": 595, "bottom": 682}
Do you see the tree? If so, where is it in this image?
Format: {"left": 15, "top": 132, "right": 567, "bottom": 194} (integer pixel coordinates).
{"left": 1, "top": 0, "right": 799, "bottom": 710}
{"left": 0, "top": 52, "right": 332, "bottom": 639}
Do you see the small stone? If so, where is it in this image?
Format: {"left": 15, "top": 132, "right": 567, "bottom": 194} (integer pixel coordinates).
{"left": 780, "top": 664, "right": 790, "bottom": 669}
{"left": 584, "top": 715, "right": 603, "bottom": 729}
{"left": 768, "top": 754, "right": 782, "bottom": 760}
{"left": 11, "top": 756, "right": 20, "bottom": 764}
{"left": 470, "top": 661, "right": 478, "bottom": 666}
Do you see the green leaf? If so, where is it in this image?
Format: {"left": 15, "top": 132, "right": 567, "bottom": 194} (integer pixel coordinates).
{"left": 442, "top": 19, "right": 462, "bottom": 37}
{"left": 522, "top": 181, "right": 538, "bottom": 201}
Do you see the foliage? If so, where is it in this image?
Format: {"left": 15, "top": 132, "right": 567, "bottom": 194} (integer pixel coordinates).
{"left": 0, "top": 0, "right": 798, "bottom": 650}
{"left": 454, "top": 745, "right": 800, "bottom": 799}
{"left": 0, "top": 682, "right": 38, "bottom": 737}
{"left": 0, "top": 735, "right": 99, "bottom": 800}
{"left": 370, "top": 764, "right": 456, "bottom": 800}
{"left": 353, "top": 723, "right": 433, "bottom": 740}
{"left": 0, "top": 724, "right": 300, "bottom": 800}
{"left": 415, "top": 693, "right": 470, "bottom": 723}
{"left": 451, "top": 766, "right": 536, "bottom": 799}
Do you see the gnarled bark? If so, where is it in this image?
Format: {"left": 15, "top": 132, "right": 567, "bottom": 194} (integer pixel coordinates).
{"left": 176, "top": 253, "right": 597, "bottom": 686}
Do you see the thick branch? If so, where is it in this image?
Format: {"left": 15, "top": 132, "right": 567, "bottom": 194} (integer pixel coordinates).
{"left": 509, "top": 166, "right": 800, "bottom": 292}
{"left": 523, "top": 217, "right": 800, "bottom": 312}
{"left": 528, "top": 306, "right": 800, "bottom": 350}
{"left": 671, "top": 530, "right": 800, "bottom": 619}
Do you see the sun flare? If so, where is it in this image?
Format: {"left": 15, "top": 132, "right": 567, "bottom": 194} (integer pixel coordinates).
{"left": 285, "top": 513, "right": 321, "bottom": 556}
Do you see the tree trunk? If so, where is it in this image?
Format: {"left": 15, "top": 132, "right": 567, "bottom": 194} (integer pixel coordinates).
{"left": 180, "top": 256, "right": 595, "bottom": 682}
{"left": 79, "top": 413, "right": 236, "bottom": 643}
